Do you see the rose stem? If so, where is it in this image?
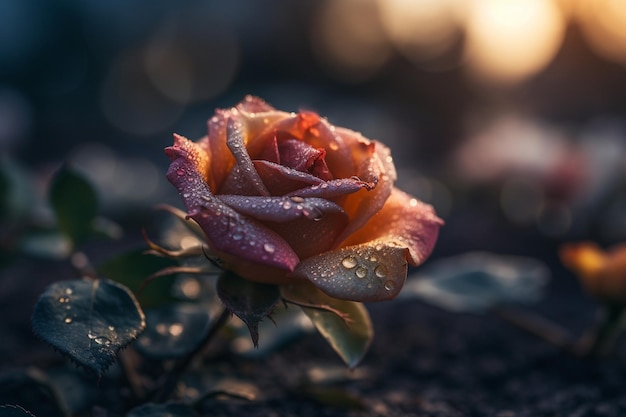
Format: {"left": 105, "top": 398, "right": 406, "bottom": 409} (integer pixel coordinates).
{"left": 153, "top": 307, "right": 231, "bottom": 402}
{"left": 579, "top": 305, "right": 626, "bottom": 358}
{"left": 493, "top": 305, "right": 577, "bottom": 354}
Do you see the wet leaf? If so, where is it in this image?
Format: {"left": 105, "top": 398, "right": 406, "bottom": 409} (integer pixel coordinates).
{"left": 32, "top": 278, "right": 146, "bottom": 375}
{"left": 49, "top": 164, "right": 98, "bottom": 246}
{"left": 402, "top": 251, "right": 549, "bottom": 313}
{"left": 0, "top": 369, "right": 69, "bottom": 417}
{"left": 97, "top": 249, "right": 179, "bottom": 308}
{"left": 216, "top": 271, "right": 280, "bottom": 347}
{"left": 282, "top": 284, "right": 373, "bottom": 368}
{"left": 126, "top": 402, "right": 197, "bottom": 417}
{"left": 135, "top": 303, "right": 211, "bottom": 359}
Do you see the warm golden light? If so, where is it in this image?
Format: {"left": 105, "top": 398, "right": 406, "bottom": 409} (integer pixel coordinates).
{"left": 311, "top": 0, "right": 391, "bottom": 82}
{"left": 577, "top": 0, "right": 626, "bottom": 65}
{"left": 377, "top": 0, "right": 463, "bottom": 68}
{"left": 464, "top": 0, "right": 566, "bottom": 84}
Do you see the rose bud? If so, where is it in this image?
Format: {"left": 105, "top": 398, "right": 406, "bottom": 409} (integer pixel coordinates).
{"left": 560, "top": 242, "right": 626, "bottom": 305}
{"left": 165, "top": 96, "right": 443, "bottom": 302}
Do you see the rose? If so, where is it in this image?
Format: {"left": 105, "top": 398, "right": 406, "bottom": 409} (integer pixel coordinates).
{"left": 165, "top": 96, "right": 443, "bottom": 302}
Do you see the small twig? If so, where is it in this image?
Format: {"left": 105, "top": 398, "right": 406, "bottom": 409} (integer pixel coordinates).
{"left": 493, "top": 305, "right": 577, "bottom": 354}
{"left": 152, "top": 308, "right": 231, "bottom": 402}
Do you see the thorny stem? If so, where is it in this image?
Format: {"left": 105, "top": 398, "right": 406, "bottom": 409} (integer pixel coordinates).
{"left": 579, "top": 305, "right": 626, "bottom": 357}
{"left": 493, "top": 305, "right": 577, "bottom": 354}
{"left": 152, "top": 308, "right": 231, "bottom": 402}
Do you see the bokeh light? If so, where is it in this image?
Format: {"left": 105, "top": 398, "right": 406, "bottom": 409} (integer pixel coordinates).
{"left": 377, "top": 0, "right": 464, "bottom": 70}
{"left": 577, "top": 0, "right": 626, "bottom": 65}
{"left": 311, "top": 0, "right": 392, "bottom": 82}
{"left": 464, "top": 0, "right": 566, "bottom": 84}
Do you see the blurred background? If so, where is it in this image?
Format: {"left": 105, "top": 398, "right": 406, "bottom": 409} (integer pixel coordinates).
{"left": 2, "top": 0, "right": 626, "bottom": 258}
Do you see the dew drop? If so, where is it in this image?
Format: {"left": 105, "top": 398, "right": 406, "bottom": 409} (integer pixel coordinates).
{"left": 108, "top": 325, "right": 115, "bottom": 331}
{"left": 355, "top": 266, "right": 368, "bottom": 279}
{"left": 65, "top": 288, "right": 73, "bottom": 295}
{"left": 341, "top": 256, "right": 357, "bottom": 269}
{"left": 232, "top": 232, "right": 243, "bottom": 241}
{"left": 58, "top": 297, "right": 69, "bottom": 303}
{"left": 176, "top": 169, "right": 185, "bottom": 176}
{"left": 64, "top": 317, "right": 72, "bottom": 324}
{"left": 263, "top": 243, "right": 276, "bottom": 253}
{"left": 384, "top": 280, "right": 396, "bottom": 291}
{"left": 94, "top": 336, "right": 111, "bottom": 346}
{"left": 329, "top": 142, "right": 339, "bottom": 151}
{"left": 183, "top": 192, "right": 191, "bottom": 198}
{"left": 282, "top": 201, "right": 292, "bottom": 209}
{"left": 374, "top": 265, "right": 388, "bottom": 278}
{"left": 290, "top": 196, "right": 304, "bottom": 203}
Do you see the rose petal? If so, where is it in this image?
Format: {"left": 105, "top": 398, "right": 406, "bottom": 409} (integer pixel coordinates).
{"left": 217, "top": 195, "right": 350, "bottom": 259}
{"left": 278, "top": 139, "right": 332, "bottom": 180}
{"left": 290, "top": 242, "right": 409, "bottom": 302}
{"left": 165, "top": 144, "right": 300, "bottom": 276}
{"left": 226, "top": 118, "right": 270, "bottom": 196}
{"left": 340, "top": 188, "right": 444, "bottom": 266}
{"left": 217, "top": 195, "right": 345, "bottom": 223}
{"left": 236, "top": 95, "right": 276, "bottom": 113}
{"left": 253, "top": 160, "right": 323, "bottom": 195}
{"left": 334, "top": 140, "right": 393, "bottom": 244}
{"left": 286, "top": 178, "right": 373, "bottom": 199}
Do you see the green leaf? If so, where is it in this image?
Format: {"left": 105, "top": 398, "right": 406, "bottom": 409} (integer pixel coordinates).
{"left": 0, "top": 405, "right": 37, "bottom": 417}
{"left": 282, "top": 283, "right": 373, "bottom": 368}
{"left": 216, "top": 271, "right": 280, "bottom": 347}
{"left": 49, "top": 164, "right": 98, "bottom": 246}
{"left": 126, "top": 403, "right": 197, "bottom": 417}
{"left": 402, "top": 251, "right": 549, "bottom": 313}
{"left": 97, "top": 249, "right": 179, "bottom": 308}
{"left": 0, "top": 369, "right": 69, "bottom": 417}
{"left": 32, "top": 278, "right": 146, "bottom": 376}
{"left": 135, "top": 303, "right": 211, "bottom": 359}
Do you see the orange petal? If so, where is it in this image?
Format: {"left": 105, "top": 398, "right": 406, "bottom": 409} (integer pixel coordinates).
{"left": 340, "top": 188, "right": 444, "bottom": 266}
{"left": 290, "top": 242, "right": 409, "bottom": 302}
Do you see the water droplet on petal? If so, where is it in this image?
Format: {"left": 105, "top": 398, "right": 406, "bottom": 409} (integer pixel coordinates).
{"left": 341, "top": 257, "right": 357, "bottom": 269}
{"left": 355, "top": 266, "right": 368, "bottom": 279}
{"left": 384, "top": 280, "right": 395, "bottom": 291}
{"left": 64, "top": 317, "right": 72, "bottom": 324}
{"left": 176, "top": 169, "right": 185, "bottom": 176}
{"left": 375, "top": 265, "right": 388, "bottom": 278}
{"left": 409, "top": 198, "right": 418, "bottom": 207}
{"left": 232, "top": 232, "right": 243, "bottom": 241}
{"left": 290, "top": 196, "right": 304, "bottom": 203}
{"left": 168, "top": 323, "right": 184, "bottom": 337}
{"left": 282, "top": 201, "right": 292, "bottom": 209}
{"left": 263, "top": 243, "right": 276, "bottom": 253}
{"left": 65, "top": 288, "right": 73, "bottom": 295}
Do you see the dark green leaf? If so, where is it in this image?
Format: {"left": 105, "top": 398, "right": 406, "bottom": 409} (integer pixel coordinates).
{"left": 98, "top": 249, "right": 179, "bottom": 308}
{"left": 216, "top": 271, "right": 280, "bottom": 347}
{"left": 0, "top": 369, "right": 69, "bottom": 417}
{"left": 135, "top": 303, "right": 211, "bottom": 359}
{"left": 126, "top": 403, "right": 197, "bottom": 417}
{"left": 402, "top": 251, "right": 549, "bottom": 313}
{"left": 32, "top": 278, "right": 146, "bottom": 375}
{"left": 0, "top": 405, "right": 37, "bottom": 417}
{"left": 49, "top": 164, "right": 98, "bottom": 246}
{"left": 282, "top": 284, "right": 373, "bottom": 368}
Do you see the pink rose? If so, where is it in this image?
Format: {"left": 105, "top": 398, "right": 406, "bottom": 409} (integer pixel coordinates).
{"left": 165, "top": 96, "right": 442, "bottom": 302}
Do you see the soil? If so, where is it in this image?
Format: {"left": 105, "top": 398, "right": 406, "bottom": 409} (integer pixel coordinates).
{"left": 2, "top": 246, "right": 625, "bottom": 417}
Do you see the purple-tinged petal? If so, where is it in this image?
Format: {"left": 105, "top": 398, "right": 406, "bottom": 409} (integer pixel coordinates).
{"left": 226, "top": 118, "right": 270, "bottom": 196}
{"left": 340, "top": 188, "right": 444, "bottom": 266}
{"left": 219, "top": 165, "right": 268, "bottom": 196}
{"left": 253, "top": 160, "right": 323, "bottom": 196}
{"left": 217, "top": 195, "right": 346, "bottom": 223}
{"left": 278, "top": 139, "right": 333, "bottom": 180}
{"left": 290, "top": 242, "right": 410, "bottom": 302}
{"left": 286, "top": 178, "right": 373, "bottom": 199}
{"left": 165, "top": 145, "right": 300, "bottom": 276}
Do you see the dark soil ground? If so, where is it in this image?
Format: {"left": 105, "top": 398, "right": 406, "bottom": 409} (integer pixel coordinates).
{"left": 2, "top": 243, "right": 625, "bottom": 417}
